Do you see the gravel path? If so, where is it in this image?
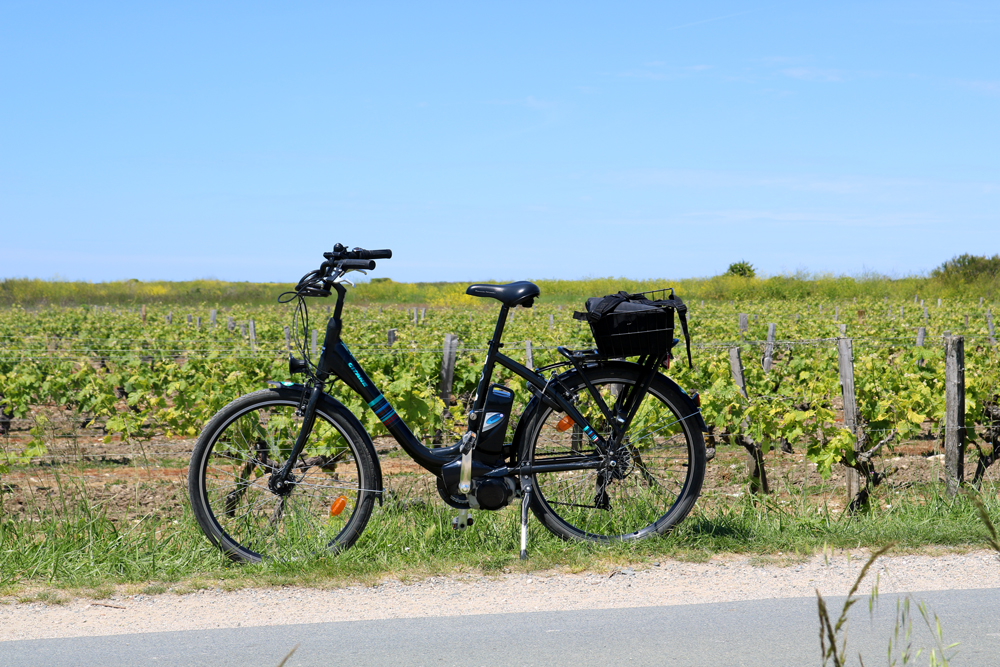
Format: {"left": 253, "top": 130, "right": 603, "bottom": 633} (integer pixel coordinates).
{"left": 3, "top": 550, "right": 998, "bottom": 642}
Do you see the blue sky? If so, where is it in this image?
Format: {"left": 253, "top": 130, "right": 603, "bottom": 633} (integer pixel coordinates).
{"left": 2, "top": 1, "right": 997, "bottom": 283}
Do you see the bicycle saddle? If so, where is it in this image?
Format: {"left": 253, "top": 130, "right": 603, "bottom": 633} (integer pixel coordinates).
{"left": 465, "top": 281, "right": 540, "bottom": 307}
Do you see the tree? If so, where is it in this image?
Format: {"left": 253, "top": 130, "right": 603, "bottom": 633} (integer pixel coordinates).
{"left": 726, "top": 261, "right": 756, "bottom": 278}
{"left": 931, "top": 254, "right": 1000, "bottom": 284}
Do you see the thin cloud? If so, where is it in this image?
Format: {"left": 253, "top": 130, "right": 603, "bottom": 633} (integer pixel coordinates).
{"left": 606, "top": 168, "right": 1000, "bottom": 197}
{"left": 958, "top": 80, "right": 1000, "bottom": 97}
{"left": 781, "top": 67, "right": 845, "bottom": 82}
{"left": 662, "top": 8, "right": 764, "bottom": 32}
{"left": 618, "top": 64, "right": 713, "bottom": 81}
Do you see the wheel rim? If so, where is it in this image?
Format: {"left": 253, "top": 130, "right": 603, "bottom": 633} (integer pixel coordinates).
{"left": 530, "top": 376, "right": 697, "bottom": 540}
{"left": 199, "top": 400, "right": 367, "bottom": 560}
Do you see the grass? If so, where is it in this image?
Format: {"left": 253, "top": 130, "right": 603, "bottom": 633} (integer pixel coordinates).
{"left": 814, "top": 493, "right": 1000, "bottom": 666}
{"left": 4, "top": 270, "right": 999, "bottom": 308}
{"left": 2, "top": 478, "right": 1000, "bottom": 600}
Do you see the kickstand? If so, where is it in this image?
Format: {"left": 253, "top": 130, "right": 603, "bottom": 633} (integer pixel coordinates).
{"left": 452, "top": 509, "right": 473, "bottom": 531}
{"left": 519, "top": 483, "right": 531, "bottom": 560}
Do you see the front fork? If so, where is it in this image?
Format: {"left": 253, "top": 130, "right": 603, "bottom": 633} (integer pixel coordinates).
{"left": 268, "top": 381, "right": 323, "bottom": 495}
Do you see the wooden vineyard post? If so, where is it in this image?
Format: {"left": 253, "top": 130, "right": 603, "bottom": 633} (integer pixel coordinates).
{"left": 439, "top": 334, "right": 460, "bottom": 404}
{"left": 525, "top": 340, "right": 534, "bottom": 369}
{"left": 944, "top": 335, "right": 966, "bottom": 496}
{"left": 167, "top": 312, "right": 172, "bottom": 325}
{"left": 196, "top": 317, "right": 201, "bottom": 330}
{"left": 729, "top": 347, "right": 748, "bottom": 398}
{"left": 916, "top": 327, "right": 926, "bottom": 347}
{"left": 210, "top": 309, "right": 217, "bottom": 327}
{"left": 141, "top": 305, "right": 146, "bottom": 325}
{"left": 249, "top": 320, "right": 257, "bottom": 355}
{"left": 738, "top": 313, "right": 748, "bottom": 335}
{"left": 227, "top": 317, "right": 234, "bottom": 331}
{"left": 762, "top": 323, "right": 776, "bottom": 372}
{"left": 834, "top": 306, "right": 839, "bottom": 321}
{"left": 837, "top": 337, "right": 862, "bottom": 502}
{"left": 284, "top": 326, "right": 291, "bottom": 353}
{"left": 187, "top": 314, "right": 193, "bottom": 324}
{"left": 412, "top": 309, "right": 418, "bottom": 326}
{"left": 420, "top": 308, "right": 426, "bottom": 324}
{"left": 988, "top": 309, "right": 996, "bottom": 344}
{"left": 387, "top": 329, "right": 397, "bottom": 347}
{"left": 311, "top": 329, "right": 318, "bottom": 358}
{"left": 839, "top": 324, "right": 847, "bottom": 335}
{"left": 923, "top": 307, "right": 929, "bottom": 325}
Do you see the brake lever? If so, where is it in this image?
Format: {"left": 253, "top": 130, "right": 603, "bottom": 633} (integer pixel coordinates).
{"left": 332, "top": 268, "right": 366, "bottom": 287}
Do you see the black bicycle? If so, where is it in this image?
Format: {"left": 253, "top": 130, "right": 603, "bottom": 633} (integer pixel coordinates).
{"left": 188, "top": 245, "right": 708, "bottom": 563}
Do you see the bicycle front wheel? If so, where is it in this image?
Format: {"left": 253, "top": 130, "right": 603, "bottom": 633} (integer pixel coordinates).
{"left": 523, "top": 364, "right": 705, "bottom": 542}
{"left": 188, "top": 388, "right": 380, "bottom": 563}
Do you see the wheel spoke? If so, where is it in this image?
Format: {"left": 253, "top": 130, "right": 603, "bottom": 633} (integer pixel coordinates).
{"left": 191, "top": 396, "right": 375, "bottom": 563}
{"left": 529, "top": 370, "right": 704, "bottom": 541}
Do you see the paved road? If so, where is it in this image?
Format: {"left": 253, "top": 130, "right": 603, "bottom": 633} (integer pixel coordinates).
{"left": 3, "top": 589, "right": 998, "bottom": 666}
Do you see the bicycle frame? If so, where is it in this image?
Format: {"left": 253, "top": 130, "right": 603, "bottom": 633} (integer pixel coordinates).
{"left": 272, "top": 282, "right": 647, "bottom": 488}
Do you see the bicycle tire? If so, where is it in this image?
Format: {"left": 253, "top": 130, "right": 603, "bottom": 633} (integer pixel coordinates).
{"left": 188, "top": 387, "right": 381, "bottom": 563}
{"left": 522, "top": 364, "right": 705, "bottom": 542}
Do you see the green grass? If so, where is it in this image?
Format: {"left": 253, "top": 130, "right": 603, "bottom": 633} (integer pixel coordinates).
{"left": 3, "top": 480, "right": 1000, "bottom": 599}
{"left": 4, "top": 270, "right": 999, "bottom": 308}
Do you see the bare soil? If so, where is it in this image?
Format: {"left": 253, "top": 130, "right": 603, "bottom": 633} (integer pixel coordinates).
{"left": 4, "top": 425, "right": 998, "bottom": 523}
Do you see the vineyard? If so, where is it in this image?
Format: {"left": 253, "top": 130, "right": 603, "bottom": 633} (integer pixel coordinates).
{"left": 2, "top": 291, "right": 1000, "bottom": 590}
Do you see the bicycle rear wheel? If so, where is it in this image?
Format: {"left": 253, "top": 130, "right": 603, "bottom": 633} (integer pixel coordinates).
{"left": 523, "top": 364, "right": 705, "bottom": 542}
{"left": 188, "top": 388, "right": 380, "bottom": 563}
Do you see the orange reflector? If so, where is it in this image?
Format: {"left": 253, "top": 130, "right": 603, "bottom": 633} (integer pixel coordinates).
{"left": 556, "top": 415, "right": 575, "bottom": 432}
{"left": 329, "top": 496, "right": 347, "bottom": 517}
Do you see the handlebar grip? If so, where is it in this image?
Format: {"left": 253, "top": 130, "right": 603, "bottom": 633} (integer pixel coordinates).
{"left": 341, "top": 259, "right": 376, "bottom": 270}
{"left": 352, "top": 248, "right": 392, "bottom": 260}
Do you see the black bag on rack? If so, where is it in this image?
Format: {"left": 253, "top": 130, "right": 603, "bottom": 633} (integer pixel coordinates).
{"left": 573, "top": 289, "right": 692, "bottom": 365}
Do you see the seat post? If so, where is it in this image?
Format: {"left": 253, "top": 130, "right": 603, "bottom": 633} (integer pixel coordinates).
{"left": 470, "top": 304, "right": 510, "bottom": 416}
